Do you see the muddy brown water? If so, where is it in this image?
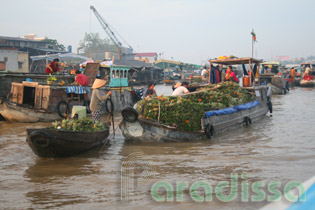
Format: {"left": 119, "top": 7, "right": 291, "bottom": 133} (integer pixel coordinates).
{"left": 1, "top": 85, "right": 315, "bottom": 209}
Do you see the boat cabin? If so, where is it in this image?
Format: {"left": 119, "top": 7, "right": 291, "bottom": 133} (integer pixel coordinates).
{"left": 109, "top": 65, "right": 134, "bottom": 87}
{"left": 209, "top": 57, "right": 263, "bottom": 87}
{"left": 261, "top": 62, "right": 280, "bottom": 74}
{"left": 8, "top": 82, "right": 69, "bottom": 113}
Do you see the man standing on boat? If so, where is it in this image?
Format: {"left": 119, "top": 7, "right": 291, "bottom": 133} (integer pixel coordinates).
{"left": 172, "top": 81, "right": 190, "bottom": 96}
{"left": 45, "top": 58, "right": 60, "bottom": 74}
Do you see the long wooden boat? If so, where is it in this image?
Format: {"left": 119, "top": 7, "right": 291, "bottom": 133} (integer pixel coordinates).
{"left": 119, "top": 86, "right": 272, "bottom": 142}
{"left": 26, "top": 127, "right": 110, "bottom": 158}
{"left": 0, "top": 100, "right": 60, "bottom": 122}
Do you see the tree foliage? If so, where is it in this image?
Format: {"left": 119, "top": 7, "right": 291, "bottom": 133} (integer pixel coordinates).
{"left": 78, "top": 33, "right": 117, "bottom": 54}
{"left": 43, "top": 38, "right": 65, "bottom": 51}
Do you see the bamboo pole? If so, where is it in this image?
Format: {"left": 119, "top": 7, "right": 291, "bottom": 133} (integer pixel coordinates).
{"left": 209, "top": 62, "right": 212, "bottom": 84}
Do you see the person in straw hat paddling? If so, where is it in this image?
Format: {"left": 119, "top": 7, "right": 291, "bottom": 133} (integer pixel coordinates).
{"left": 90, "top": 79, "right": 111, "bottom": 122}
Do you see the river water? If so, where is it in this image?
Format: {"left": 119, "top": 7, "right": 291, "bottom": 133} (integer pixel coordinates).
{"left": 1, "top": 85, "right": 315, "bottom": 209}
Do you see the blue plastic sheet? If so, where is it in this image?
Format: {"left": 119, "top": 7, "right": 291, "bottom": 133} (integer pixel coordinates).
{"left": 204, "top": 100, "right": 260, "bottom": 118}
{"left": 234, "top": 100, "right": 259, "bottom": 111}
{"left": 205, "top": 107, "right": 237, "bottom": 118}
{"left": 66, "top": 86, "right": 89, "bottom": 94}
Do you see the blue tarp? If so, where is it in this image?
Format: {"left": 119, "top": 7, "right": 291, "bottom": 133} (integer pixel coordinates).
{"left": 204, "top": 100, "right": 260, "bottom": 118}
{"left": 234, "top": 100, "right": 259, "bottom": 111}
{"left": 66, "top": 86, "right": 89, "bottom": 94}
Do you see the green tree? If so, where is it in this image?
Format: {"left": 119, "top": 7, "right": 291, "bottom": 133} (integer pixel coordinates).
{"left": 78, "top": 32, "right": 117, "bottom": 54}
{"left": 43, "top": 38, "right": 65, "bottom": 51}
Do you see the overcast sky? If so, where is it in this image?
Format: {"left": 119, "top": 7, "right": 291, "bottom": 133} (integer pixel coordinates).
{"left": 1, "top": 0, "right": 314, "bottom": 64}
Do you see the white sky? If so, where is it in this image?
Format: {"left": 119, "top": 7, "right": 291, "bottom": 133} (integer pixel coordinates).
{"left": 1, "top": 0, "right": 315, "bottom": 64}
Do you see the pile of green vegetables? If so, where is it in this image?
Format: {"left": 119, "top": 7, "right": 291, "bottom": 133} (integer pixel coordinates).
{"left": 52, "top": 118, "right": 108, "bottom": 132}
{"left": 136, "top": 82, "right": 255, "bottom": 132}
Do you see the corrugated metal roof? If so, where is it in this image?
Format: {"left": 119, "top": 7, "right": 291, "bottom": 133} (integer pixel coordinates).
{"left": 0, "top": 36, "right": 48, "bottom": 43}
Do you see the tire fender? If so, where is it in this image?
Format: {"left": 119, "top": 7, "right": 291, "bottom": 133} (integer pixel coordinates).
{"left": 268, "top": 101, "right": 273, "bottom": 113}
{"left": 121, "top": 107, "right": 139, "bottom": 123}
{"left": 29, "top": 131, "right": 53, "bottom": 148}
{"left": 244, "top": 117, "right": 252, "bottom": 126}
{"left": 204, "top": 124, "right": 214, "bottom": 139}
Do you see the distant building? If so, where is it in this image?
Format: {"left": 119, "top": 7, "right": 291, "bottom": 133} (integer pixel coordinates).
{"left": 0, "top": 35, "right": 67, "bottom": 72}
{"left": 273, "top": 56, "right": 290, "bottom": 62}
{"left": 0, "top": 48, "right": 18, "bottom": 72}
{"left": 135, "top": 52, "right": 158, "bottom": 63}
{"left": 23, "top": 33, "right": 46, "bottom": 41}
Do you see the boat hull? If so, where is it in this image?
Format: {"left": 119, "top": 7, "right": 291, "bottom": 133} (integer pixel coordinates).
{"left": 120, "top": 87, "right": 271, "bottom": 142}
{"left": 26, "top": 128, "right": 110, "bottom": 158}
{"left": 300, "top": 79, "right": 315, "bottom": 87}
{"left": 0, "top": 101, "right": 61, "bottom": 123}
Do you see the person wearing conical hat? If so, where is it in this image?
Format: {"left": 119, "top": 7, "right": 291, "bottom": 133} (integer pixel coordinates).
{"left": 90, "top": 79, "right": 111, "bottom": 122}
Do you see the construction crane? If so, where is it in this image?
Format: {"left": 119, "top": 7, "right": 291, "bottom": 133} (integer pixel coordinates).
{"left": 90, "top": 5, "right": 133, "bottom": 60}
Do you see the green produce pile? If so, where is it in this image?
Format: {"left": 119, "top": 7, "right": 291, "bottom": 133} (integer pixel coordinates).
{"left": 52, "top": 118, "right": 108, "bottom": 132}
{"left": 136, "top": 82, "right": 255, "bottom": 132}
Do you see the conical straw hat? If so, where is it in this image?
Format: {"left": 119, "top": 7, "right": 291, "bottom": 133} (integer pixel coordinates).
{"left": 92, "top": 79, "right": 106, "bottom": 89}
{"left": 174, "top": 82, "right": 181, "bottom": 89}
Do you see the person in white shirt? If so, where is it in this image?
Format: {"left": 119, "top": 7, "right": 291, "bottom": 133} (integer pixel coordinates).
{"left": 201, "top": 66, "right": 209, "bottom": 78}
{"left": 172, "top": 81, "right": 190, "bottom": 96}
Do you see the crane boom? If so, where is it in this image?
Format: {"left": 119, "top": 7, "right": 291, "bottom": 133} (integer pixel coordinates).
{"left": 90, "top": 5, "right": 122, "bottom": 48}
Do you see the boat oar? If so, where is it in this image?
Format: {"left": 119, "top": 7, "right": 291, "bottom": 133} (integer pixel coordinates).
{"left": 105, "top": 96, "right": 115, "bottom": 136}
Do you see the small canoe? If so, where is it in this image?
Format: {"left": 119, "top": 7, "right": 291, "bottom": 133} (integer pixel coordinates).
{"left": 26, "top": 127, "right": 110, "bottom": 158}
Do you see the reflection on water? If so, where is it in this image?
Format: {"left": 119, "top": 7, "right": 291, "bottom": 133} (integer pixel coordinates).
{"left": 0, "top": 86, "right": 315, "bottom": 209}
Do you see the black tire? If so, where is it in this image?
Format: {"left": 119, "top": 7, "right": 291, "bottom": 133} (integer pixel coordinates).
{"left": 57, "top": 101, "right": 70, "bottom": 118}
{"left": 204, "top": 124, "right": 214, "bottom": 139}
{"left": 83, "top": 100, "right": 91, "bottom": 114}
{"left": 29, "top": 131, "right": 53, "bottom": 148}
{"left": 244, "top": 117, "right": 252, "bottom": 126}
{"left": 268, "top": 101, "right": 273, "bottom": 113}
{"left": 105, "top": 98, "right": 114, "bottom": 114}
{"left": 122, "top": 107, "right": 138, "bottom": 123}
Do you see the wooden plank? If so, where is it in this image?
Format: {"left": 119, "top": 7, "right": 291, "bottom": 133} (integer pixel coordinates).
{"left": 84, "top": 63, "right": 100, "bottom": 85}
{"left": 17, "top": 85, "right": 24, "bottom": 104}
{"left": 34, "top": 86, "right": 43, "bottom": 109}
{"left": 11, "top": 85, "right": 18, "bottom": 103}
{"left": 10, "top": 83, "right": 23, "bottom": 104}
{"left": 42, "top": 86, "right": 51, "bottom": 110}
{"left": 22, "top": 81, "right": 39, "bottom": 87}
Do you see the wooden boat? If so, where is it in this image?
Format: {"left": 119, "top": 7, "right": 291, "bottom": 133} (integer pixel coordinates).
{"left": 260, "top": 73, "right": 289, "bottom": 95}
{"left": 26, "top": 127, "right": 110, "bottom": 158}
{"left": 0, "top": 81, "right": 91, "bottom": 122}
{"left": 163, "top": 79, "right": 175, "bottom": 85}
{"left": 0, "top": 100, "right": 60, "bottom": 122}
{"left": 120, "top": 86, "right": 272, "bottom": 142}
{"left": 300, "top": 79, "right": 315, "bottom": 87}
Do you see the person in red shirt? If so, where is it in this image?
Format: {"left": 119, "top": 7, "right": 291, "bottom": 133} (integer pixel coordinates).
{"left": 45, "top": 58, "right": 60, "bottom": 74}
{"left": 224, "top": 66, "right": 239, "bottom": 83}
{"left": 74, "top": 70, "right": 90, "bottom": 86}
